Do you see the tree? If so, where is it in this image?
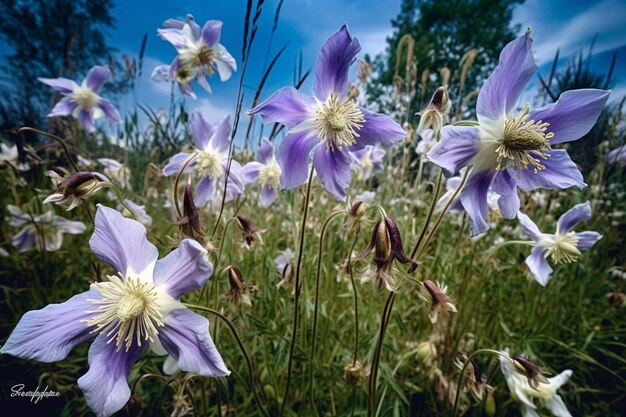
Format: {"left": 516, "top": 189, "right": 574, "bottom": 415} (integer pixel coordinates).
{"left": 0, "top": 0, "right": 120, "bottom": 131}
{"left": 366, "top": 0, "right": 523, "bottom": 124}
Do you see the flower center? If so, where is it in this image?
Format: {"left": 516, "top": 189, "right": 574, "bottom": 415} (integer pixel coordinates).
{"left": 181, "top": 43, "right": 216, "bottom": 75}
{"left": 258, "top": 161, "right": 281, "bottom": 189}
{"left": 541, "top": 232, "right": 581, "bottom": 264}
{"left": 495, "top": 106, "right": 553, "bottom": 173}
{"left": 175, "top": 65, "right": 195, "bottom": 83}
{"left": 72, "top": 87, "right": 98, "bottom": 111}
{"left": 314, "top": 93, "right": 365, "bottom": 151}
{"left": 197, "top": 149, "right": 223, "bottom": 178}
{"left": 84, "top": 275, "right": 164, "bottom": 352}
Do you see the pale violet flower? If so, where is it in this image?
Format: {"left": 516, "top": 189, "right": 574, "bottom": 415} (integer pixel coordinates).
{"left": 274, "top": 248, "right": 295, "bottom": 275}
{"left": 98, "top": 158, "right": 131, "bottom": 189}
{"left": 0, "top": 143, "right": 29, "bottom": 171}
{"left": 500, "top": 350, "right": 573, "bottom": 417}
{"left": 350, "top": 145, "right": 385, "bottom": 181}
{"left": 1, "top": 205, "right": 229, "bottom": 417}
{"left": 518, "top": 201, "right": 602, "bottom": 285}
{"left": 7, "top": 205, "right": 86, "bottom": 252}
{"left": 606, "top": 144, "right": 626, "bottom": 164}
{"left": 39, "top": 66, "right": 121, "bottom": 133}
{"left": 242, "top": 138, "right": 282, "bottom": 207}
{"left": 415, "top": 129, "right": 436, "bottom": 156}
{"left": 118, "top": 199, "right": 152, "bottom": 227}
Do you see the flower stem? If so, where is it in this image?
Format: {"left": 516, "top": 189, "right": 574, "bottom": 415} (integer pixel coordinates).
{"left": 18, "top": 127, "right": 79, "bottom": 172}
{"left": 280, "top": 165, "right": 315, "bottom": 417}
{"left": 347, "top": 234, "right": 361, "bottom": 417}
{"left": 409, "top": 169, "right": 444, "bottom": 259}
{"left": 173, "top": 152, "right": 198, "bottom": 218}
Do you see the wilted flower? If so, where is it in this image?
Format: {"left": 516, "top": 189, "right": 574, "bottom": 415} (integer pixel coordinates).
{"left": 419, "top": 280, "right": 457, "bottom": 323}
{"left": 174, "top": 182, "right": 205, "bottom": 245}
{"left": 98, "top": 158, "right": 131, "bottom": 189}
{"left": 344, "top": 361, "right": 366, "bottom": 385}
{"left": 225, "top": 266, "right": 259, "bottom": 306}
{"left": 162, "top": 111, "right": 245, "bottom": 206}
{"left": 455, "top": 352, "right": 485, "bottom": 400}
{"left": 39, "top": 66, "right": 121, "bottom": 133}
{"left": 7, "top": 205, "right": 86, "bottom": 252}
{"left": 242, "top": 138, "right": 282, "bottom": 207}
{"left": 344, "top": 200, "right": 368, "bottom": 233}
{"left": 1, "top": 205, "right": 229, "bottom": 417}
{"left": 249, "top": 25, "right": 405, "bottom": 201}
{"left": 355, "top": 217, "right": 416, "bottom": 292}
{"left": 350, "top": 145, "right": 385, "bottom": 181}
{"left": 0, "top": 142, "right": 30, "bottom": 171}
{"left": 517, "top": 201, "right": 602, "bottom": 285}
{"left": 43, "top": 170, "right": 109, "bottom": 210}
{"left": 427, "top": 30, "right": 610, "bottom": 236}
{"left": 235, "top": 215, "right": 264, "bottom": 247}
{"left": 157, "top": 15, "right": 237, "bottom": 97}
{"left": 500, "top": 350, "right": 573, "bottom": 417}
{"left": 416, "top": 87, "right": 450, "bottom": 133}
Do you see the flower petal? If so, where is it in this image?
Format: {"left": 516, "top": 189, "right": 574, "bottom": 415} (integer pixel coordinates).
{"left": 543, "top": 394, "right": 573, "bottom": 417}
{"left": 257, "top": 138, "right": 274, "bottom": 164}
{"left": 157, "top": 28, "right": 188, "bottom": 50}
{"left": 153, "top": 239, "right": 212, "bottom": 299}
{"left": 202, "top": 20, "right": 222, "bottom": 46}
{"left": 313, "top": 146, "right": 352, "bottom": 201}
{"left": 516, "top": 149, "right": 585, "bottom": 191}
{"left": 356, "top": 108, "right": 406, "bottom": 147}
{"left": 314, "top": 24, "right": 360, "bottom": 100}
{"left": 249, "top": 87, "right": 315, "bottom": 129}
{"left": 526, "top": 246, "right": 553, "bottom": 286}
{"left": 460, "top": 168, "right": 495, "bottom": 236}
{"left": 517, "top": 212, "right": 543, "bottom": 242}
{"left": 277, "top": 131, "right": 318, "bottom": 189}
{"left": 530, "top": 89, "right": 610, "bottom": 144}
{"left": 556, "top": 201, "right": 591, "bottom": 234}
{"left": 548, "top": 369, "right": 573, "bottom": 390}
{"left": 49, "top": 97, "right": 78, "bottom": 117}
{"left": 426, "top": 126, "right": 480, "bottom": 177}
{"left": 158, "top": 308, "right": 230, "bottom": 377}
{"left": 0, "top": 289, "right": 99, "bottom": 362}
{"left": 78, "top": 335, "right": 146, "bottom": 417}
{"left": 98, "top": 99, "right": 122, "bottom": 123}
{"left": 477, "top": 30, "right": 536, "bottom": 120}
{"left": 163, "top": 152, "right": 194, "bottom": 176}
{"left": 242, "top": 161, "right": 262, "bottom": 184}
{"left": 89, "top": 205, "right": 158, "bottom": 279}
{"left": 492, "top": 171, "right": 519, "bottom": 218}
{"left": 574, "top": 231, "right": 602, "bottom": 251}
{"left": 260, "top": 185, "right": 278, "bottom": 208}
{"left": 209, "top": 115, "right": 232, "bottom": 154}
{"left": 85, "top": 66, "right": 111, "bottom": 92}
{"left": 38, "top": 77, "right": 77, "bottom": 93}
{"left": 78, "top": 109, "right": 96, "bottom": 133}
{"left": 195, "top": 175, "right": 215, "bottom": 206}
{"left": 190, "top": 110, "right": 216, "bottom": 150}
{"left": 498, "top": 191, "right": 520, "bottom": 219}
{"left": 214, "top": 44, "right": 237, "bottom": 81}
{"left": 12, "top": 228, "right": 35, "bottom": 252}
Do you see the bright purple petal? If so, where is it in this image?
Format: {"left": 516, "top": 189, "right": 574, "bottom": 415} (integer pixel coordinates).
{"left": 477, "top": 30, "right": 536, "bottom": 120}
{"left": 356, "top": 109, "right": 406, "bottom": 147}
{"left": 242, "top": 161, "right": 262, "bottom": 184}
{"left": 49, "top": 97, "right": 78, "bottom": 117}
{"left": 78, "top": 335, "right": 146, "bottom": 417}
{"left": 201, "top": 20, "right": 222, "bottom": 46}
{"left": 78, "top": 110, "right": 96, "bottom": 133}
{"left": 154, "top": 239, "right": 212, "bottom": 299}
{"left": 97, "top": 99, "right": 121, "bottom": 123}
{"left": 163, "top": 152, "right": 194, "bottom": 176}
{"left": 492, "top": 170, "right": 519, "bottom": 218}
{"left": 158, "top": 308, "right": 230, "bottom": 376}
{"left": 249, "top": 87, "right": 315, "bottom": 129}
{"left": 516, "top": 149, "right": 585, "bottom": 191}
{"left": 575, "top": 231, "right": 602, "bottom": 250}
{"left": 530, "top": 89, "right": 610, "bottom": 144}
{"left": 526, "top": 246, "right": 553, "bottom": 286}
{"left": 257, "top": 138, "right": 274, "bottom": 164}
{"left": 85, "top": 66, "right": 110, "bottom": 92}
{"left": 0, "top": 289, "right": 99, "bottom": 362}
{"left": 209, "top": 115, "right": 232, "bottom": 154}
{"left": 190, "top": 110, "right": 215, "bottom": 150}
{"left": 195, "top": 176, "right": 215, "bottom": 206}
{"left": 427, "top": 126, "right": 480, "bottom": 177}
{"left": 313, "top": 146, "right": 352, "bottom": 201}
{"left": 260, "top": 185, "right": 278, "bottom": 208}
{"left": 498, "top": 191, "right": 520, "bottom": 219}
{"left": 38, "top": 77, "right": 77, "bottom": 93}
{"left": 314, "top": 24, "right": 360, "bottom": 100}
{"left": 371, "top": 147, "right": 386, "bottom": 168}
{"left": 517, "top": 212, "right": 543, "bottom": 241}
{"left": 460, "top": 168, "right": 495, "bottom": 236}
{"left": 556, "top": 201, "right": 591, "bottom": 235}
{"left": 222, "top": 160, "right": 246, "bottom": 202}
{"left": 89, "top": 205, "right": 158, "bottom": 277}
{"left": 277, "top": 131, "right": 318, "bottom": 189}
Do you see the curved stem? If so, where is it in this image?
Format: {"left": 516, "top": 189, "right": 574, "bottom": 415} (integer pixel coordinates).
{"left": 199, "top": 217, "right": 237, "bottom": 304}
{"left": 99, "top": 183, "right": 137, "bottom": 220}
{"left": 280, "top": 165, "right": 315, "bottom": 417}
{"left": 409, "top": 169, "right": 444, "bottom": 259}
{"left": 173, "top": 152, "right": 198, "bottom": 218}
{"left": 18, "top": 127, "right": 79, "bottom": 172}
{"left": 184, "top": 303, "right": 270, "bottom": 417}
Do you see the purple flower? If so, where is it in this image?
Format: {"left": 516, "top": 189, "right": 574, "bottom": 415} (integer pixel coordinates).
{"left": 350, "top": 145, "right": 385, "bottom": 181}
{"left": 426, "top": 30, "right": 610, "bottom": 236}
{"left": 157, "top": 15, "right": 237, "bottom": 97}
{"left": 118, "top": 199, "right": 153, "bottom": 227}
{"left": 39, "top": 66, "right": 122, "bottom": 133}
{"left": 248, "top": 25, "right": 405, "bottom": 201}
{"left": 606, "top": 144, "right": 626, "bottom": 164}
{"left": 163, "top": 111, "right": 245, "bottom": 206}
{"left": 7, "top": 205, "right": 86, "bottom": 252}
{"left": 517, "top": 201, "right": 602, "bottom": 285}
{"left": 242, "top": 138, "right": 282, "bottom": 207}
{"left": 1, "top": 205, "right": 229, "bottom": 417}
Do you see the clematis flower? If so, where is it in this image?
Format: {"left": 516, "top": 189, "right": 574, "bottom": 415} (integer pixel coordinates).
{"left": 162, "top": 111, "right": 245, "bottom": 206}
{"left": 6, "top": 205, "right": 86, "bottom": 252}
{"left": 500, "top": 350, "right": 573, "bottom": 417}
{"left": 427, "top": 30, "right": 610, "bottom": 236}
{"left": 350, "top": 145, "right": 385, "bottom": 181}
{"left": 157, "top": 15, "right": 237, "bottom": 97}
{"left": 39, "top": 66, "right": 122, "bottom": 133}
{"left": 248, "top": 24, "right": 405, "bottom": 201}
{"left": 242, "top": 138, "right": 282, "bottom": 207}
{"left": 1, "top": 205, "right": 229, "bottom": 417}
{"left": 517, "top": 201, "right": 602, "bottom": 285}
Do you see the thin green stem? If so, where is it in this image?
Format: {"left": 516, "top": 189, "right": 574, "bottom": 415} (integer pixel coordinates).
{"left": 184, "top": 303, "right": 270, "bottom": 417}
{"left": 98, "top": 183, "right": 137, "bottom": 220}
{"left": 409, "top": 169, "right": 444, "bottom": 259}
{"left": 347, "top": 234, "right": 361, "bottom": 417}
{"left": 280, "top": 165, "right": 315, "bottom": 417}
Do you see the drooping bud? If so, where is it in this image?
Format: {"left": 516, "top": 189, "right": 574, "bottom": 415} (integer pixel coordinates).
{"left": 420, "top": 280, "right": 457, "bottom": 323}
{"left": 174, "top": 182, "right": 205, "bottom": 245}
{"left": 236, "top": 214, "right": 264, "bottom": 247}
{"left": 512, "top": 355, "right": 549, "bottom": 389}
{"left": 43, "top": 169, "right": 109, "bottom": 210}
{"left": 225, "top": 266, "right": 259, "bottom": 306}
{"left": 416, "top": 87, "right": 450, "bottom": 134}
{"left": 344, "top": 361, "right": 366, "bottom": 385}
{"left": 345, "top": 200, "right": 368, "bottom": 234}
{"left": 455, "top": 352, "right": 485, "bottom": 400}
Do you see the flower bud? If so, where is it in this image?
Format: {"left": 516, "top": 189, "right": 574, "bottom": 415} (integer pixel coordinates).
{"left": 484, "top": 391, "right": 496, "bottom": 417}
{"left": 236, "top": 214, "right": 264, "bottom": 247}
{"left": 174, "top": 182, "right": 205, "bottom": 245}
{"left": 43, "top": 170, "right": 109, "bottom": 210}
{"left": 345, "top": 200, "right": 367, "bottom": 234}
{"left": 344, "top": 361, "right": 366, "bottom": 385}
{"left": 416, "top": 87, "right": 450, "bottom": 134}
{"left": 420, "top": 280, "right": 457, "bottom": 323}
{"left": 512, "top": 355, "right": 549, "bottom": 388}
